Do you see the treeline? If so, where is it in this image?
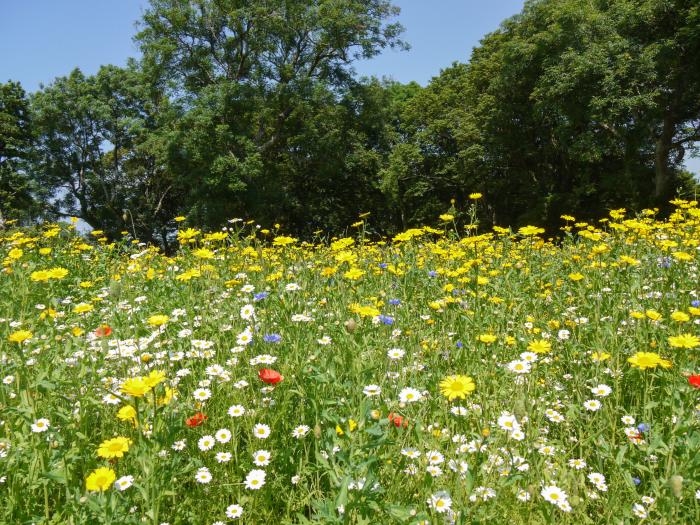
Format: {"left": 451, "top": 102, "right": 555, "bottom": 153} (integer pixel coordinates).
{"left": 1, "top": 0, "right": 699, "bottom": 246}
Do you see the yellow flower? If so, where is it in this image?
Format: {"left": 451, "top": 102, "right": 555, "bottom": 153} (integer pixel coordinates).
{"left": 668, "top": 334, "right": 700, "bottom": 349}
{"left": 331, "top": 238, "right": 355, "bottom": 251}
{"left": 30, "top": 270, "right": 51, "bottom": 282}
{"left": 645, "top": 309, "right": 663, "bottom": 321}
{"left": 120, "top": 377, "right": 152, "bottom": 397}
{"left": 670, "top": 311, "right": 690, "bottom": 323}
{"left": 439, "top": 374, "right": 475, "bottom": 401}
{"left": 73, "top": 303, "right": 94, "bottom": 314}
{"left": 174, "top": 216, "right": 186, "bottom": 222}
{"left": 8, "top": 248, "right": 23, "bottom": 260}
{"left": 147, "top": 314, "right": 169, "bottom": 326}
{"left": 8, "top": 330, "right": 32, "bottom": 343}
{"left": 48, "top": 267, "right": 69, "bottom": 279}
{"left": 349, "top": 304, "right": 380, "bottom": 318}
{"left": 518, "top": 225, "right": 545, "bottom": 236}
{"left": 439, "top": 214, "right": 454, "bottom": 222}
{"left": 477, "top": 334, "right": 497, "bottom": 344}
{"left": 527, "top": 339, "right": 552, "bottom": 354}
{"left": 97, "top": 437, "right": 132, "bottom": 459}
{"left": 85, "top": 467, "right": 116, "bottom": 492}
{"left": 117, "top": 405, "right": 137, "bottom": 425}
{"left": 144, "top": 370, "right": 166, "bottom": 388}
{"left": 192, "top": 248, "right": 215, "bottom": 259}
{"left": 568, "top": 272, "right": 584, "bottom": 281}
{"left": 591, "top": 351, "right": 611, "bottom": 362}
{"left": 627, "top": 351, "right": 672, "bottom": 370}
{"left": 343, "top": 267, "right": 365, "bottom": 280}
{"left": 272, "top": 235, "right": 297, "bottom": 247}
{"left": 469, "top": 193, "right": 483, "bottom": 200}
{"left": 158, "top": 386, "right": 176, "bottom": 406}
{"left": 672, "top": 251, "right": 693, "bottom": 261}
{"left": 177, "top": 227, "right": 200, "bottom": 243}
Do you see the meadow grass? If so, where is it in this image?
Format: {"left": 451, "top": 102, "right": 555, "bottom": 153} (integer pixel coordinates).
{"left": 1, "top": 200, "right": 700, "bottom": 524}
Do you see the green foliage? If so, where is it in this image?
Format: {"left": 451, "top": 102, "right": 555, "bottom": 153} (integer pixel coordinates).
{"left": 0, "top": 81, "right": 38, "bottom": 223}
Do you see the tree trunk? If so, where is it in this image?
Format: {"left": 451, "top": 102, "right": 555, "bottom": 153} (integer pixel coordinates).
{"left": 654, "top": 114, "right": 676, "bottom": 203}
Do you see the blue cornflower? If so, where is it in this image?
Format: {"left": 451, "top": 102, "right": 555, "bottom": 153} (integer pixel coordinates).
{"left": 378, "top": 315, "right": 394, "bottom": 325}
{"left": 388, "top": 299, "right": 401, "bottom": 305}
{"left": 637, "top": 423, "right": 649, "bottom": 433}
{"left": 254, "top": 292, "right": 269, "bottom": 301}
{"left": 263, "top": 334, "right": 282, "bottom": 343}
{"left": 428, "top": 270, "right": 437, "bottom": 277}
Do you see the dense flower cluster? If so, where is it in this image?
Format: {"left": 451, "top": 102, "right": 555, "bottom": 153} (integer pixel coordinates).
{"left": 1, "top": 199, "right": 699, "bottom": 523}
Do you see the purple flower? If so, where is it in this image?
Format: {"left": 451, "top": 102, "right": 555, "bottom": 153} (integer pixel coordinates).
{"left": 637, "top": 423, "right": 649, "bottom": 433}
{"left": 691, "top": 300, "right": 700, "bottom": 308}
{"left": 428, "top": 270, "right": 437, "bottom": 277}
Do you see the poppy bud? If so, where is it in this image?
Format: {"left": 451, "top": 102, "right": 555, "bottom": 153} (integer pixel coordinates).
{"left": 344, "top": 319, "right": 357, "bottom": 333}
{"left": 314, "top": 424, "right": 322, "bottom": 439}
{"left": 669, "top": 475, "right": 683, "bottom": 498}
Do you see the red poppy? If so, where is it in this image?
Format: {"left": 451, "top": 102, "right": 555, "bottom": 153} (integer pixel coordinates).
{"left": 95, "top": 324, "right": 112, "bottom": 337}
{"left": 387, "top": 412, "right": 408, "bottom": 429}
{"left": 185, "top": 412, "right": 208, "bottom": 427}
{"left": 689, "top": 375, "right": 700, "bottom": 389}
{"left": 258, "top": 368, "right": 283, "bottom": 385}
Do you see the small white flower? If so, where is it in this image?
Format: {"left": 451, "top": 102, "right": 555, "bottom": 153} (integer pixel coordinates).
{"left": 427, "top": 491, "right": 452, "bottom": 513}
{"left": 292, "top": 425, "right": 310, "bottom": 438}
{"left": 215, "top": 428, "right": 232, "bottom": 443}
{"left": 31, "top": 418, "right": 50, "bottom": 433}
{"left": 114, "top": 475, "right": 134, "bottom": 491}
{"left": 228, "top": 404, "right": 246, "bottom": 417}
{"left": 253, "top": 423, "right": 271, "bottom": 439}
{"left": 591, "top": 384, "right": 612, "bottom": 397}
{"left": 252, "top": 449, "right": 271, "bottom": 466}
{"left": 583, "top": 399, "right": 601, "bottom": 411}
{"left": 398, "top": 387, "right": 423, "bottom": 403}
{"left": 362, "top": 384, "right": 381, "bottom": 397}
{"left": 216, "top": 452, "right": 232, "bottom": 463}
{"left": 195, "top": 467, "right": 212, "bottom": 484}
{"left": 192, "top": 388, "right": 211, "bottom": 401}
{"left": 198, "top": 435, "right": 215, "bottom": 451}
{"left": 226, "top": 504, "right": 243, "bottom": 519}
{"left": 244, "top": 469, "right": 266, "bottom": 490}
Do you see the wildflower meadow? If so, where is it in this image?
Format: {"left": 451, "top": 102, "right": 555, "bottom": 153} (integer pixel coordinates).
{"left": 2, "top": 199, "right": 700, "bottom": 524}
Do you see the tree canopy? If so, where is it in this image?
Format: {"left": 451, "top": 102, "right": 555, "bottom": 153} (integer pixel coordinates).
{"left": 2, "top": 0, "right": 698, "bottom": 242}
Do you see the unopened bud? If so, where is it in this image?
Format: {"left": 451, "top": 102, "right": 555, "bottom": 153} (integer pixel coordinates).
{"left": 344, "top": 319, "right": 356, "bottom": 333}
{"left": 669, "top": 475, "right": 683, "bottom": 498}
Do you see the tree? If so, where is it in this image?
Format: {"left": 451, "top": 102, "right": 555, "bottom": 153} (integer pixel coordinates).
{"left": 31, "top": 65, "right": 186, "bottom": 245}
{"left": 135, "top": 0, "right": 406, "bottom": 229}
{"left": 0, "top": 81, "right": 37, "bottom": 224}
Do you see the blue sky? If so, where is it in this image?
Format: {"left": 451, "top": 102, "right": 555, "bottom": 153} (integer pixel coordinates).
{"left": 0, "top": 0, "right": 525, "bottom": 89}
{"left": 1, "top": 0, "right": 697, "bottom": 173}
